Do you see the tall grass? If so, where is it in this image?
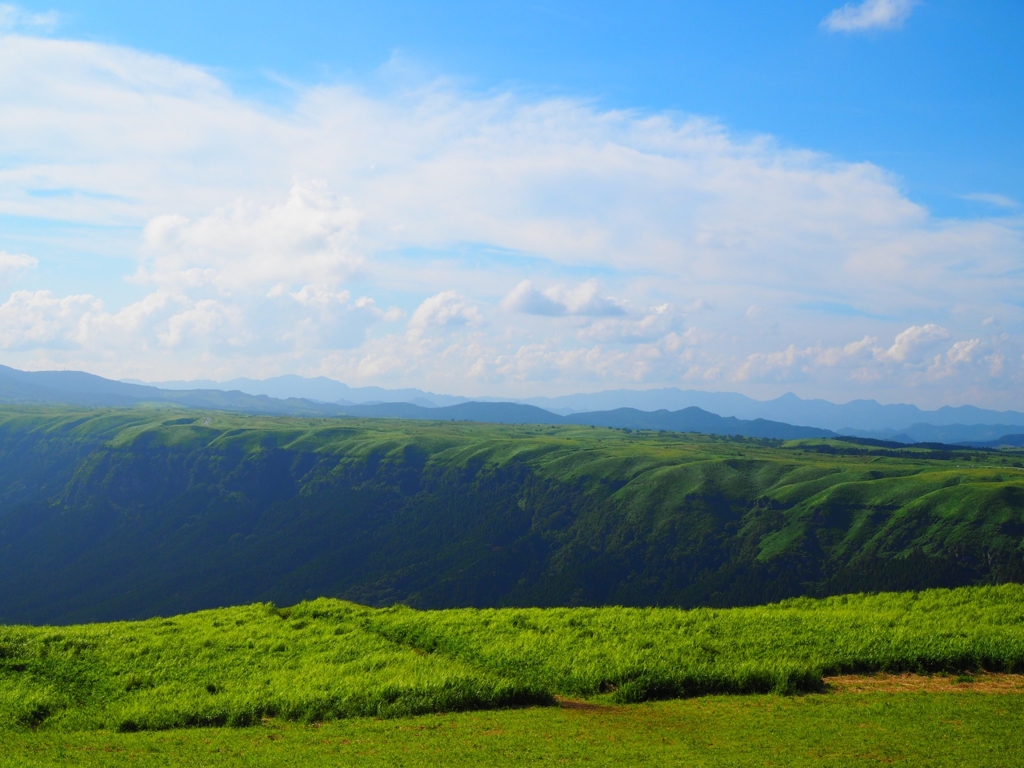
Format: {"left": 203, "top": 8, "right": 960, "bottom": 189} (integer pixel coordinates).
{"left": 365, "top": 584, "right": 1024, "bottom": 702}
{"left": 3, "top": 586, "right": 1024, "bottom": 731}
{"left": 0, "top": 601, "right": 548, "bottom": 732}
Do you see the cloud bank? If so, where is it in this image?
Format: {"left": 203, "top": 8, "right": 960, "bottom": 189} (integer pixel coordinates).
{"left": 0, "top": 31, "right": 1021, "bottom": 408}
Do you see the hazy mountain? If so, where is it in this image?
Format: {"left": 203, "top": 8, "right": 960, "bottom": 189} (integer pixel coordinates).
{"left": 1, "top": 365, "right": 342, "bottom": 416}
{"left": 962, "top": 434, "right": 1024, "bottom": 449}
{"left": 564, "top": 407, "right": 836, "bottom": 440}
{"left": 842, "top": 423, "right": 1024, "bottom": 445}
{"left": 4, "top": 366, "right": 1021, "bottom": 445}
{"left": 0, "top": 366, "right": 833, "bottom": 440}
{"left": 526, "top": 388, "right": 1024, "bottom": 433}
{"left": 333, "top": 401, "right": 836, "bottom": 440}
{"left": 132, "top": 374, "right": 1024, "bottom": 434}
{"left": 138, "top": 374, "right": 471, "bottom": 407}
{"left": 336, "top": 401, "right": 565, "bottom": 424}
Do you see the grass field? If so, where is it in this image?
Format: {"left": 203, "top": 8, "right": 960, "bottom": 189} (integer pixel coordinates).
{"left": 4, "top": 692, "right": 1023, "bottom": 766}
{"left": 3, "top": 585, "right": 1024, "bottom": 734}
{"left": 4, "top": 586, "right": 1024, "bottom": 764}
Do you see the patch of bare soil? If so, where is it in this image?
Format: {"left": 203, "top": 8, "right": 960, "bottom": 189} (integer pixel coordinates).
{"left": 554, "top": 696, "right": 623, "bottom": 712}
{"left": 825, "top": 673, "right": 1024, "bottom": 694}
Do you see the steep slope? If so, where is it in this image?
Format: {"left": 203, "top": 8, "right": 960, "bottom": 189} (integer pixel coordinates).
{"left": 0, "top": 407, "right": 1021, "bottom": 624}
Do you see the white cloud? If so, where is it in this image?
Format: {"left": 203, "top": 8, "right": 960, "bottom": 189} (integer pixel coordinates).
{"left": 0, "top": 290, "right": 101, "bottom": 349}
{"left": 987, "top": 354, "right": 1004, "bottom": 376}
{"left": 158, "top": 299, "right": 235, "bottom": 348}
{"left": 0, "top": 4, "right": 58, "bottom": 33}
{"left": 576, "top": 304, "right": 676, "bottom": 344}
{"left": 502, "top": 279, "right": 625, "bottom": 317}
{"left": 734, "top": 334, "right": 882, "bottom": 381}
{"left": 140, "top": 182, "right": 362, "bottom": 293}
{"left": 815, "top": 335, "right": 876, "bottom": 366}
{"left": 874, "top": 324, "right": 949, "bottom": 364}
{"left": 0, "top": 250, "right": 37, "bottom": 281}
{"left": 407, "top": 291, "right": 483, "bottom": 338}
{"left": 0, "top": 32, "right": 1021, "bottom": 407}
{"left": 927, "top": 338, "right": 981, "bottom": 380}
{"left": 288, "top": 285, "right": 352, "bottom": 309}
{"left": 822, "top": 0, "right": 918, "bottom": 32}
{"left": 961, "top": 192, "right": 1019, "bottom": 209}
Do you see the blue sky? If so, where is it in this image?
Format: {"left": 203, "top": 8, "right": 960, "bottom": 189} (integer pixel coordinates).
{"left": 0, "top": 0, "right": 1022, "bottom": 407}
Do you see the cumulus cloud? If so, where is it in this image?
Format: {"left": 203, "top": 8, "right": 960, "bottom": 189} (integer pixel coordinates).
{"left": 286, "top": 285, "right": 352, "bottom": 309}
{"left": 0, "top": 251, "right": 37, "bottom": 282}
{"left": 407, "top": 292, "right": 483, "bottom": 338}
{"left": 0, "top": 290, "right": 101, "bottom": 349}
{"left": 502, "top": 279, "right": 625, "bottom": 317}
{"left": 926, "top": 338, "right": 981, "bottom": 380}
{"left": 874, "top": 324, "right": 949, "bottom": 364}
{"left": 735, "top": 334, "right": 886, "bottom": 381}
{"left": 158, "top": 299, "right": 236, "bottom": 348}
{"left": 822, "top": 0, "right": 918, "bottom": 32}
{"left": 577, "top": 304, "right": 676, "bottom": 344}
{"left": 730, "top": 326, "right": 995, "bottom": 387}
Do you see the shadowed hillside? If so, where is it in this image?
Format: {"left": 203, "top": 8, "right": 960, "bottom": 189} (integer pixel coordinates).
{"left": 0, "top": 406, "right": 1022, "bottom": 624}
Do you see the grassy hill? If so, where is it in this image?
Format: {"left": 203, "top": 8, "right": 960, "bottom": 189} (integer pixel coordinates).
{"left": 0, "top": 406, "right": 1022, "bottom": 624}
{"left": 2, "top": 585, "right": 1024, "bottom": 733}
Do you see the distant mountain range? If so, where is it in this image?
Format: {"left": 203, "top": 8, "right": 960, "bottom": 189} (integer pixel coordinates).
{"left": 132, "top": 374, "right": 472, "bottom": 408}
{"left": 138, "top": 373, "right": 1024, "bottom": 444}
{"left": 0, "top": 365, "right": 341, "bottom": 416}
{"left": 520, "top": 388, "right": 1024, "bottom": 433}
{"left": 330, "top": 402, "right": 837, "bottom": 440}
{"left": 2, "top": 364, "right": 1023, "bottom": 446}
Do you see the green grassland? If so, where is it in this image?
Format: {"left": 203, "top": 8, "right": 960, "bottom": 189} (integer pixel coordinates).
{"left": 2, "top": 585, "right": 1024, "bottom": 732}
{"left": 6, "top": 694, "right": 1023, "bottom": 767}
{"left": 0, "top": 406, "right": 1022, "bottom": 623}
{"left": 3, "top": 586, "right": 1024, "bottom": 765}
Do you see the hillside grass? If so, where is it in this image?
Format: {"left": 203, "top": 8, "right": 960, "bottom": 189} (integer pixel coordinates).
{"left": 0, "top": 602, "right": 547, "bottom": 733}
{"left": 365, "top": 585, "right": 1024, "bottom": 701}
{"left": 2, "top": 404, "right": 1024, "bottom": 623}
{"left": 3, "top": 585, "right": 1024, "bottom": 734}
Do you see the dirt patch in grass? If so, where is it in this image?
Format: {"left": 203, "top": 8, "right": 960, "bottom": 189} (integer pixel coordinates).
{"left": 554, "top": 696, "right": 624, "bottom": 712}
{"left": 825, "top": 673, "right": 1024, "bottom": 694}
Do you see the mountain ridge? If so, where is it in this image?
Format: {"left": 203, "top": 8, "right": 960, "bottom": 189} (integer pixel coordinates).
{"left": 3, "top": 365, "right": 1024, "bottom": 445}
{"left": 132, "top": 373, "right": 1024, "bottom": 435}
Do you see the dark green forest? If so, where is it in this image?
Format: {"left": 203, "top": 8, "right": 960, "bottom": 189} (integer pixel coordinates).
{"left": 0, "top": 406, "right": 1022, "bottom": 624}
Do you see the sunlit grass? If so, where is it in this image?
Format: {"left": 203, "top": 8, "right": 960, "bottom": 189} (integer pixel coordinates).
{"left": 3, "top": 586, "right": 1024, "bottom": 732}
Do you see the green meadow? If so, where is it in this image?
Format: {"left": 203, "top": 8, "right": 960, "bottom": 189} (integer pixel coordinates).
{"left": 2, "top": 585, "right": 1024, "bottom": 733}
{"left": 6, "top": 694, "right": 1023, "bottom": 767}
{"left": 3, "top": 586, "right": 1024, "bottom": 764}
